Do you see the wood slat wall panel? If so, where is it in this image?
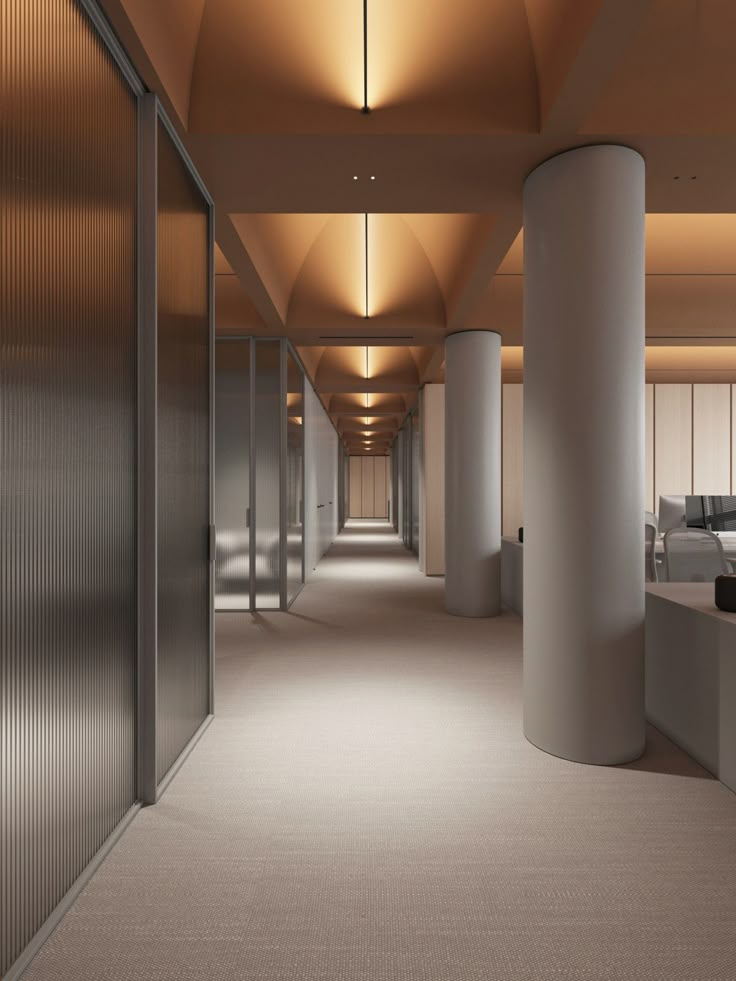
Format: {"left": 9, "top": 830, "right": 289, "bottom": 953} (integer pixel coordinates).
{"left": 654, "top": 384, "right": 693, "bottom": 499}
{"left": 374, "top": 457, "right": 388, "bottom": 518}
{"left": 645, "top": 384, "right": 654, "bottom": 512}
{"left": 361, "top": 457, "right": 376, "bottom": 517}
{"left": 693, "top": 384, "right": 731, "bottom": 494}
{"left": 349, "top": 457, "right": 363, "bottom": 516}
{"left": 502, "top": 385, "right": 524, "bottom": 537}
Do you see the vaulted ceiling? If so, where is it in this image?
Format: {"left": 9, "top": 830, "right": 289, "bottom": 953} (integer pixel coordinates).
{"left": 102, "top": 0, "right": 736, "bottom": 453}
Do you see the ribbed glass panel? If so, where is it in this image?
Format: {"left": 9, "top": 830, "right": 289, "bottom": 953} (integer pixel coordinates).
{"left": 254, "top": 341, "right": 282, "bottom": 609}
{"left": 403, "top": 420, "right": 412, "bottom": 548}
{"left": 215, "top": 339, "right": 251, "bottom": 610}
{"left": 0, "top": 1, "right": 137, "bottom": 974}
{"left": 411, "top": 410, "right": 420, "bottom": 553}
{"left": 156, "top": 121, "right": 210, "bottom": 781}
{"left": 396, "top": 430, "right": 405, "bottom": 539}
{"left": 286, "top": 351, "right": 304, "bottom": 604}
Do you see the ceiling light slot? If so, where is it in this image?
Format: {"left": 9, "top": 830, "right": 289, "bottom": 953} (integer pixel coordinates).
{"left": 361, "top": 0, "right": 370, "bottom": 113}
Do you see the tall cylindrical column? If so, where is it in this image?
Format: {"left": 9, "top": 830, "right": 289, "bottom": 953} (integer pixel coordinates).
{"left": 445, "top": 330, "right": 501, "bottom": 617}
{"left": 523, "top": 145, "right": 645, "bottom": 765}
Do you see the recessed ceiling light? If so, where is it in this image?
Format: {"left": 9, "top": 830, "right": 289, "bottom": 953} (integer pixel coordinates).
{"left": 370, "top": 175, "right": 375, "bottom": 180}
{"left": 353, "top": 175, "right": 358, "bottom": 180}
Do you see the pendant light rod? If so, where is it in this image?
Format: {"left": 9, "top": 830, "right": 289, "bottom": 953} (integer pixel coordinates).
{"left": 361, "top": 0, "right": 370, "bottom": 113}
{"left": 364, "top": 213, "right": 369, "bottom": 318}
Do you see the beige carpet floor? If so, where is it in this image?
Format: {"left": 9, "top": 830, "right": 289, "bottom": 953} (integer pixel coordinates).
{"left": 24, "top": 521, "right": 736, "bottom": 980}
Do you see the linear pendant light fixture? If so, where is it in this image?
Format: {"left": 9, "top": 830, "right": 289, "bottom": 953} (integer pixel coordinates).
{"left": 364, "top": 213, "right": 369, "bottom": 318}
{"left": 361, "top": 0, "right": 370, "bottom": 113}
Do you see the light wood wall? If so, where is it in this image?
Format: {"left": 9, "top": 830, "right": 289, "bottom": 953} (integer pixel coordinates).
{"left": 502, "top": 385, "right": 524, "bottom": 537}
{"left": 348, "top": 456, "right": 389, "bottom": 518}
{"left": 502, "top": 383, "right": 736, "bottom": 535}
{"left": 653, "top": 383, "right": 691, "bottom": 498}
{"left": 419, "top": 384, "right": 445, "bottom": 575}
{"left": 693, "top": 384, "right": 731, "bottom": 494}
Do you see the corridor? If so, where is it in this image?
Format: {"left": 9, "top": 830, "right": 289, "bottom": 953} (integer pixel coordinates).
{"left": 25, "top": 522, "right": 736, "bottom": 981}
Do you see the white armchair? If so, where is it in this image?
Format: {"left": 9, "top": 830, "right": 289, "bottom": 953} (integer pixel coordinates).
{"left": 663, "top": 528, "right": 730, "bottom": 583}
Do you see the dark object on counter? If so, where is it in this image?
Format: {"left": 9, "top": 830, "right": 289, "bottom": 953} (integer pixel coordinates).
{"left": 518, "top": 527, "right": 524, "bottom": 543}
{"left": 715, "top": 574, "right": 736, "bottom": 613}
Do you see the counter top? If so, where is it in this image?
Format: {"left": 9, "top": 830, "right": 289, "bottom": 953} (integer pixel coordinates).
{"left": 645, "top": 582, "right": 736, "bottom": 626}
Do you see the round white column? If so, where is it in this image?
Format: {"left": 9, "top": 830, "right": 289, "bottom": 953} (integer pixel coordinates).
{"left": 445, "top": 330, "right": 501, "bottom": 617}
{"left": 523, "top": 145, "right": 645, "bottom": 765}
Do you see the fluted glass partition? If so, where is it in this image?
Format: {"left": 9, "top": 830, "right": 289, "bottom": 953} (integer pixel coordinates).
{"left": 411, "top": 409, "right": 420, "bottom": 554}
{"left": 400, "top": 419, "right": 413, "bottom": 548}
{"left": 0, "top": 1, "right": 137, "bottom": 974}
{"left": 215, "top": 339, "right": 251, "bottom": 610}
{"left": 214, "top": 339, "right": 309, "bottom": 610}
{"left": 254, "top": 340, "right": 282, "bottom": 608}
{"left": 286, "top": 350, "right": 305, "bottom": 604}
{"left": 156, "top": 120, "right": 211, "bottom": 782}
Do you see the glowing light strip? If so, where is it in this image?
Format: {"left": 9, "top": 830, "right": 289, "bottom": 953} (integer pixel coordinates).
{"left": 361, "top": 0, "right": 370, "bottom": 113}
{"left": 364, "top": 213, "right": 369, "bottom": 318}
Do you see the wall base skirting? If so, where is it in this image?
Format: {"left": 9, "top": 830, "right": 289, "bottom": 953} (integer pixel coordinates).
{"left": 7, "top": 713, "right": 215, "bottom": 981}
{"left": 156, "top": 713, "right": 214, "bottom": 800}
{"left": 5, "top": 803, "right": 142, "bottom": 981}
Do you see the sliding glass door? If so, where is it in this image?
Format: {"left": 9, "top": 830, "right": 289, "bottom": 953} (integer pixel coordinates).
{"left": 286, "top": 349, "right": 305, "bottom": 605}
{"left": 215, "top": 339, "right": 251, "bottom": 610}
{"left": 215, "top": 339, "right": 306, "bottom": 611}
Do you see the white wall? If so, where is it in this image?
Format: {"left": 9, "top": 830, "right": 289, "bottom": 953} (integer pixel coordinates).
{"left": 304, "top": 383, "right": 339, "bottom": 577}
{"left": 419, "top": 384, "right": 445, "bottom": 575}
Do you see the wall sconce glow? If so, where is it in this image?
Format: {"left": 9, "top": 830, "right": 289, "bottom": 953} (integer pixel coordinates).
{"left": 361, "top": 0, "right": 370, "bottom": 113}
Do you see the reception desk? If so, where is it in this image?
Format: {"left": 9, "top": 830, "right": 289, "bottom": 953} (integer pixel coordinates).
{"left": 646, "top": 583, "right": 736, "bottom": 794}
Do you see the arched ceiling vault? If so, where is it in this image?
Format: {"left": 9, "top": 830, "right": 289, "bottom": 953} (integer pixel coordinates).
{"left": 100, "top": 0, "right": 736, "bottom": 452}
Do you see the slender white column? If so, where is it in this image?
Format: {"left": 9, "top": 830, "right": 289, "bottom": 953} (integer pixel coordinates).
{"left": 445, "top": 331, "right": 501, "bottom": 617}
{"left": 523, "top": 145, "right": 645, "bottom": 765}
